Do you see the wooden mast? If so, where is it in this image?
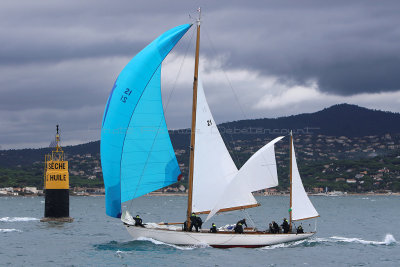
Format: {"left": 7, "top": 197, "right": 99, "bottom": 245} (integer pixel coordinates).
{"left": 186, "top": 8, "right": 201, "bottom": 226}
{"left": 289, "top": 130, "right": 293, "bottom": 231}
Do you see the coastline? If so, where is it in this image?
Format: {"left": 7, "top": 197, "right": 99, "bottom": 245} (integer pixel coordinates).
{"left": 1, "top": 192, "right": 399, "bottom": 197}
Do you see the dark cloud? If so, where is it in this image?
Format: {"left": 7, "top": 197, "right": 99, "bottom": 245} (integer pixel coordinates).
{"left": 1, "top": 0, "right": 400, "bottom": 148}
{"left": 200, "top": 1, "right": 400, "bottom": 95}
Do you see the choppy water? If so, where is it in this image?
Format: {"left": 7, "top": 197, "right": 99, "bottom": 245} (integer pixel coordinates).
{"left": 1, "top": 195, "right": 399, "bottom": 266}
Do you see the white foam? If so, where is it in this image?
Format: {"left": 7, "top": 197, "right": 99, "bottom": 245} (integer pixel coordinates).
{"left": 259, "top": 234, "right": 397, "bottom": 250}
{"left": 115, "top": 250, "right": 130, "bottom": 258}
{"left": 260, "top": 238, "right": 313, "bottom": 250}
{"left": 0, "top": 228, "right": 22, "bottom": 233}
{"left": 260, "top": 243, "right": 290, "bottom": 250}
{"left": 330, "top": 234, "right": 398, "bottom": 245}
{"left": 0, "top": 217, "right": 39, "bottom": 222}
{"left": 383, "top": 234, "right": 397, "bottom": 245}
{"left": 136, "top": 237, "right": 199, "bottom": 250}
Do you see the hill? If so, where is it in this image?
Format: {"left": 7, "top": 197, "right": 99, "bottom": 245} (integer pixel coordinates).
{"left": 1, "top": 103, "right": 400, "bottom": 192}
{"left": 219, "top": 103, "right": 400, "bottom": 138}
{"left": 171, "top": 103, "right": 400, "bottom": 149}
{"left": 1, "top": 103, "right": 400, "bottom": 168}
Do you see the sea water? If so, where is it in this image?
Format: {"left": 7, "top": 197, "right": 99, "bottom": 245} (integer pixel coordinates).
{"left": 0, "top": 195, "right": 399, "bottom": 266}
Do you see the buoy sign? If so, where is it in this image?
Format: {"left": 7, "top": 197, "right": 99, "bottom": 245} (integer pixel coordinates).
{"left": 46, "top": 161, "right": 69, "bottom": 189}
{"left": 47, "top": 161, "right": 68, "bottom": 170}
{"left": 47, "top": 173, "right": 68, "bottom": 181}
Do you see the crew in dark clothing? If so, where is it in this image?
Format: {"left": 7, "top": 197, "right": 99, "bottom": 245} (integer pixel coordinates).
{"left": 197, "top": 215, "right": 203, "bottom": 230}
{"left": 234, "top": 219, "right": 247, "bottom": 234}
{"left": 189, "top": 212, "right": 202, "bottom": 232}
{"left": 133, "top": 215, "right": 145, "bottom": 227}
{"left": 297, "top": 225, "right": 304, "bottom": 233}
{"left": 183, "top": 221, "right": 188, "bottom": 231}
{"left": 210, "top": 223, "right": 217, "bottom": 233}
{"left": 281, "top": 218, "right": 290, "bottom": 233}
{"left": 272, "top": 221, "right": 280, "bottom": 234}
{"left": 189, "top": 212, "right": 196, "bottom": 231}
{"left": 268, "top": 223, "right": 274, "bottom": 233}
{"left": 234, "top": 222, "right": 244, "bottom": 234}
{"left": 237, "top": 219, "right": 248, "bottom": 228}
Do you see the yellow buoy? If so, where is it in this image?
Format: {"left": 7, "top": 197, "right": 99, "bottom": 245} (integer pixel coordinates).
{"left": 41, "top": 125, "right": 73, "bottom": 223}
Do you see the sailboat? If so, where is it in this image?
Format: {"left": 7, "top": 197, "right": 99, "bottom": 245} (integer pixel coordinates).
{"left": 100, "top": 10, "right": 319, "bottom": 248}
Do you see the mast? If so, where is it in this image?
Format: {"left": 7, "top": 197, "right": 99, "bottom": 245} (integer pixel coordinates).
{"left": 187, "top": 8, "right": 201, "bottom": 225}
{"left": 56, "top": 125, "right": 60, "bottom": 152}
{"left": 289, "top": 130, "right": 293, "bottom": 231}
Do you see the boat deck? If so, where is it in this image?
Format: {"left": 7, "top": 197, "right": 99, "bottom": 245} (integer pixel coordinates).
{"left": 126, "top": 224, "right": 312, "bottom": 235}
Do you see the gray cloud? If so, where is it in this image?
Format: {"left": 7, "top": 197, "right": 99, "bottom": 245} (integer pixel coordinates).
{"left": 1, "top": 0, "right": 400, "bottom": 148}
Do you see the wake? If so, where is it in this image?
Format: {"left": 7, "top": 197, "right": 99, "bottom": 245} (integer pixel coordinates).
{"left": 0, "top": 228, "right": 22, "bottom": 233}
{"left": 136, "top": 236, "right": 209, "bottom": 250}
{"left": 330, "top": 234, "right": 397, "bottom": 246}
{"left": 0, "top": 217, "right": 39, "bottom": 222}
{"left": 260, "top": 234, "right": 398, "bottom": 250}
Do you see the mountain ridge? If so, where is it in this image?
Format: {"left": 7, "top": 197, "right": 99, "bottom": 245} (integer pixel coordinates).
{"left": 1, "top": 103, "right": 400, "bottom": 168}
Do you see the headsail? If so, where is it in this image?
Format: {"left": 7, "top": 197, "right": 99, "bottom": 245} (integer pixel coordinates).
{"left": 206, "top": 136, "right": 284, "bottom": 221}
{"left": 192, "top": 77, "right": 257, "bottom": 214}
{"left": 101, "top": 24, "right": 191, "bottom": 218}
{"left": 291, "top": 137, "right": 319, "bottom": 221}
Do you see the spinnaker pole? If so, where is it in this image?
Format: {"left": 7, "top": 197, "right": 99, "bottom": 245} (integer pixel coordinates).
{"left": 187, "top": 8, "right": 201, "bottom": 226}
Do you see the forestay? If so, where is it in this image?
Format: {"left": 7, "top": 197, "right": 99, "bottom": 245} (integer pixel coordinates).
{"left": 101, "top": 24, "right": 191, "bottom": 218}
{"left": 291, "top": 140, "right": 319, "bottom": 221}
{"left": 206, "top": 136, "right": 284, "bottom": 221}
{"left": 192, "top": 77, "right": 257, "bottom": 213}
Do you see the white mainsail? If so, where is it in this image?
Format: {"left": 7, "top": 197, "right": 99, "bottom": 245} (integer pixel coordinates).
{"left": 206, "top": 136, "right": 284, "bottom": 221}
{"left": 191, "top": 77, "right": 257, "bottom": 213}
{"left": 291, "top": 137, "right": 319, "bottom": 221}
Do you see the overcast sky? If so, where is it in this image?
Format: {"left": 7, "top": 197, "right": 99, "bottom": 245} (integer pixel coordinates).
{"left": 1, "top": 0, "right": 400, "bottom": 149}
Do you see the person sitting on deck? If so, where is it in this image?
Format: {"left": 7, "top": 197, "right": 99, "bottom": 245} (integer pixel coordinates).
{"left": 281, "top": 218, "right": 290, "bottom": 233}
{"left": 272, "top": 221, "right": 280, "bottom": 234}
{"left": 296, "top": 225, "right": 304, "bottom": 233}
{"left": 133, "top": 215, "right": 145, "bottom": 228}
{"left": 234, "top": 219, "right": 247, "bottom": 234}
{"left": 210, "top": 223, "right": 217, "bottom": 233}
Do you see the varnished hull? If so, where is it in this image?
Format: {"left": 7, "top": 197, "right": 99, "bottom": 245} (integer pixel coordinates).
{"left": 125, "top": 224, "right": 315, "bottom": 248}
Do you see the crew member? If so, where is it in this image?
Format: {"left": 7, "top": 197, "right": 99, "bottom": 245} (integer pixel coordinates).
{"left": 272, "top": 221, "right": 280, "bottom": 234}
{"left": 210, "top": 223, "right": 217, "bottom": 233}
{"left": 189, "top": 212, "right": 202, "bottom": 232}
{"left": 268, "top": 223, "right": 274, "bottom": 233}
{"left": 237, "top": 218, "right": 247, "bottom": 228}
{"left": 297, "top": 225, "right": 304, "bottom": 233}
{"left": 234, "top": 218, "right": 247, "bottom": 234}
{"left": 281, "top": 218, "right": 290, "bottom": 233}
{"left": 134, "top": 215, "right": 145, "bottom": 228}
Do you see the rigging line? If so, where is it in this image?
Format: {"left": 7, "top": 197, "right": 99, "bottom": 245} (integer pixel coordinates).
{"left": 163, "top": 26, "right": 195, "bottom": 112}
{"left": 202, "top": 26, "right": 244, "bottom": 167}
{"left": 127, "top": 26, "right": 195, "bottom": 213}
{"left": 242, "top": 209, "right": 256, "bottom": 229}
{"left": 203, "top": 26, "right": 248, "bottom": 120}
{"left": 161, "top": 25, "right": 195, "bottom": 184}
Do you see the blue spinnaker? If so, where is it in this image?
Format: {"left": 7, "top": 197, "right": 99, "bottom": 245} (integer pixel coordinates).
{"left": 101, "top": 24, "right": 191, "bottom": 218}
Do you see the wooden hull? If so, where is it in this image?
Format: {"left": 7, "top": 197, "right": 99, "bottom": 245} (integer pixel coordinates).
{"left": 125, "top": 225, "right": 315, "bottom": 248}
